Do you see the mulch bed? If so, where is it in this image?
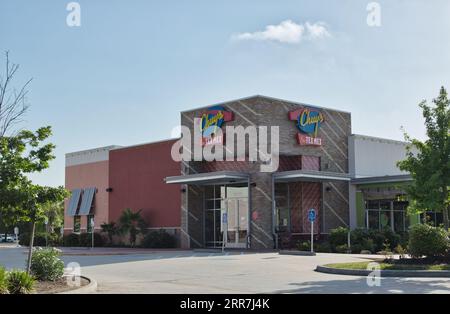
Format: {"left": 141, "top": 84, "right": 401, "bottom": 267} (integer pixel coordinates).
{"left": 35, "top": 277, "right": 89, "bottom": 294}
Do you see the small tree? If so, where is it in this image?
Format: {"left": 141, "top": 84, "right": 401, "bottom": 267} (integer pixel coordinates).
{"left": 398, "top": 87, "right": 450, "bottom": 229}
{"left": 18, "top": 181, "right": 68, "bottom": 273}
{"left": 100, "top": 222, "right": 118, "bottom": 245}
{"left": 118, "top": 208, "right": 147, "bottom": 247}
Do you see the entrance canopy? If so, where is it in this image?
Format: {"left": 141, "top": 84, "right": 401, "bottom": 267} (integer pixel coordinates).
{"left": 165, "top": 171, "right": 249, "bottom": 185}
{"left": 273, "top": 169, "right": 351, "bottom": 183}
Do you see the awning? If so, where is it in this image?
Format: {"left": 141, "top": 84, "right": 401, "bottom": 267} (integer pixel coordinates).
{"left": 165, "top": 171, "right": 249, "bottom": 185}
{"left": 274, "top": 170, "right": 351, "bottom": 183}
{"left": 78, "top": 187, "right": 96, "bottom": 215}
{"left": 67, "top": 189, "right": 82, "bottom": 216}
{"left": 351, "top": 174, "right": 412, "bottom": 185}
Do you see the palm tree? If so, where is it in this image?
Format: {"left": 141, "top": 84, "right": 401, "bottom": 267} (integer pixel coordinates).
{"left": 118, "top": 208, "right": 147, "bottom": 247}
{"left": 100, "top": 222, "right": 118, "bottom": 245}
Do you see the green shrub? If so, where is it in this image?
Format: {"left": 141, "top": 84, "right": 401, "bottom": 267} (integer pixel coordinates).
{"left": 30, "top": 247, "right": 65, "bottom": 281}
{"left": 335, "top": 244, "right": 350, "bottom": 253}
{"left": 0, "top": 267, "right": 8, "bottom": 294}
{"left": 19, "top": 232, "right": 46, "bottom": 246}
{"left": 329, "top": 227, "right": 349, "bottom": 250}
{"left": 296, "top": 241, "right": 311, "bottom": 251}
{"left": 142, "top": 230, "right": 176, "bottom": 248}
{"left": 315, "top": 242, "right": 332, "bottom": 253}
{"left": 408, "top": 224, "right": 449, "bottom": 258}
{"left": 7, "top": 270, "right": 35, "bottom": 294}
{"left": 79, "top": 233, "right": 104, "bottom": 247}
{"left": 63, "top": 233, "right": 80, "bottom": 247}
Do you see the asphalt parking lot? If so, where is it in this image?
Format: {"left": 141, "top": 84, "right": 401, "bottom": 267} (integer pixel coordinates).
{"left": 1, "top": 246, "right": 450, "bottom": 294}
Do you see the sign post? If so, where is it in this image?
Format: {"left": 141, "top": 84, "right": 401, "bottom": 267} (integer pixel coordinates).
{"left": 308, "top": 209, "right": 316, "bottom": 253}
{"left": 90, "top": 217, "right": 95, "bottom": 249}
{"left": 14, "top": 227, "right": 19, "bottom": 246}
{"left": 221, "top": 210, "right": 228, "bottom": 253}
{"left": 44, "top": 218, "right": 48, "bottom": 247}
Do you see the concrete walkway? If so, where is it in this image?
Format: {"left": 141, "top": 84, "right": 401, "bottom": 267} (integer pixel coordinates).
{"left": 1, "top": 247, "right": 450, "bottom": 294}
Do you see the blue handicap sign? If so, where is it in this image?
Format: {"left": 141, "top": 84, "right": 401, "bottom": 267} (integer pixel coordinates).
{"left": 222, "top": 212, "right": 228, "bottom": 224}
{"left": 308, "top": 209, "right": 316, "bottom": 222}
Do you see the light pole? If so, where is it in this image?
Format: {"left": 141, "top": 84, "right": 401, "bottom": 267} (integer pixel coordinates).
{"left": 90, "top": 217, "right": 95, "bottom": 249}
{"left": 44, "top": 218, "right": 48, "bottom": 247}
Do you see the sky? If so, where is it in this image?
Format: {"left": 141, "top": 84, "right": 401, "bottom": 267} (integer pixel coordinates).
{"left": 1, "top": 0, "right": 449, "bottom": 187}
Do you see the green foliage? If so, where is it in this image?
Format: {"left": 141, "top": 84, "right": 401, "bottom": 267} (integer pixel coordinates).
{"left": 0, "top": 267, "right": 8, "bottom": 294}
{"left": 63, "top": 233, "right": 80, "bottom": 247}
{"left": 397, "top": 87, "right": 450, "bottom": 228}
{"left": 100, "top": 222, "right": 118, "bottom": 245}
{"left": 328, "top": 227, "right": 349, "bottom": 250}
{"left": 408, "top": 224, "right": 449, "bottom": 258}
{"left": 142, "top": 230, "right": 176, "bottom": 248}
{"left": 119, "top": 208, "right": 148, "bottom": 247}
{"left": 30, "top": 247, "right": 64, "bottom": 281}
{"left": 296, "top": 241, "right": 311, "bottom": 251}
{"left": 315, "top": 242, "right": 332, "bottom": 253}
{"left": 6, "top": 269, "right": 35, "bottom": 294}
{"left": 79, "top": 232, "right": 104, "bottom": 247}
{"left": 335, "top": 244, "right": 350, "bottom": 253}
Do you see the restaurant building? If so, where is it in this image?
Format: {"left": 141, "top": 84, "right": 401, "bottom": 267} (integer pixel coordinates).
{"left": 65, "top": 95, "right": 425, "bottom": 249}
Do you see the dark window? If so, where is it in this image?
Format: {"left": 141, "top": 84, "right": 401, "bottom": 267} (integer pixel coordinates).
{"left": 73, "top": 216, "right": 81, "bottom": 233}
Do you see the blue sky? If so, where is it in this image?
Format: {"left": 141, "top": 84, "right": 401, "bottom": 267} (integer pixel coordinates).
{"left": 1, "top": 0, "right": 449, "bottom": 187}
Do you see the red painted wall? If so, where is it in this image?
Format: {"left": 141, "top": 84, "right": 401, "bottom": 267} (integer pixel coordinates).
{"left": 108, "top": 140, "right": 181, "bottom": 228}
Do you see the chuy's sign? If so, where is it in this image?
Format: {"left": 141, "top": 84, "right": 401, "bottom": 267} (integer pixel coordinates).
{"left": 289, "top": 107, "right": 324, "bottom": 146}
{"left": 199, "top": 106, "right": 233, "bottom": 146}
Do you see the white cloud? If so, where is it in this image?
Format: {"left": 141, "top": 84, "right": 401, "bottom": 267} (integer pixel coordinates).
{"left": 233, "top": 20, "right": 331, "bottom": 44}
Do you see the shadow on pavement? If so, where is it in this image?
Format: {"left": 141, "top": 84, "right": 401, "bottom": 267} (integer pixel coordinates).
{"left": 272, "top": 277, "right": 450, "bottom": 294}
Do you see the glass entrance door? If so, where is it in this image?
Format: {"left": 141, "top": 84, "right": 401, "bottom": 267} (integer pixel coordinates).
{"left": 225, "top": 198, "right": 248, "bottom": 248}
{"left": 204, "top": 184, "right": 249, "bottom": 249}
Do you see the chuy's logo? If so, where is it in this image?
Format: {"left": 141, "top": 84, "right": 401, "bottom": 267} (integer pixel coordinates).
{"left": 288, "top": 107, "right": 324, "bottom": 146}
{"left": 199, "top": 106, "right": 233, "bottom": 146}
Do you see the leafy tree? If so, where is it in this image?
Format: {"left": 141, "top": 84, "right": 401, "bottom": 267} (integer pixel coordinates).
{"left": 0, "top": 127, "right": 56, "bottom": 240}
{"left": 100, "top": 222, "right": 118, "bottom": 245}
{"left": 398, "top": 87, "right": 450, "bottom": 229}
{"left": 16, "top": 180, "right": 68, "bottom": 273}
{"left": 118, "top": 208, "right": 147, "bottom": 247}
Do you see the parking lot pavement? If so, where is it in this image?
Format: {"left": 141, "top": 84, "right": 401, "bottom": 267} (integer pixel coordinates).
{"left": 1, "top": 247, "right": 450, "bottom": 294}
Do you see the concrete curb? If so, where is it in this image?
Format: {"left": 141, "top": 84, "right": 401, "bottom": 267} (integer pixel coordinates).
{"left": 279, "top": 250, "right": 316, "bottom": 256}
{"left": 315, "top": 265, "right": 450, "bottom": 278}
{"left": 58, "top": 276, "right": 97, "bottom": 294}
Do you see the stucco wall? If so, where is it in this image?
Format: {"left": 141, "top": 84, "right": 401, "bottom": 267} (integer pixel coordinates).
{"left": 64, "top": 160, "right": 109, "bottom": 233}
{"left": 108, "top": 140, "right": 181, "bottom": 229}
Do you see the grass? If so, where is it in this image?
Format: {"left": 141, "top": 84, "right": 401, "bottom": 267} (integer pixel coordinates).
{"left": 325, "top": 261, "right": 450, "bottom": 271}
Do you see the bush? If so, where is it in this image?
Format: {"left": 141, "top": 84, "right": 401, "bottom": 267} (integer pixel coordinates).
{"left": 408, "top": 224, "right": 449, "bottom": 258}
{"left": 30, "top": 247, "right": 65, "bottom": 281}
{"left": 335, "top": 244, "right": 350, "bottom": 253}
{"left": 329, "top": 227, "right": 349, "bottom": 250}
{"left": 0, "top": 267, "right": 8, "bottom": 294}
{"left": 19, "top": 232, "right": 46, "bottom": 247}
{"left": 63, "top": 233, "right": 80, "bottom": 247}
{"left": 79, "top": 233, "right": 104, "bottom": 247}
{"left": 296, "top": 241, "right": 311, "bottom": 252}
{"left": 315, "top": 242, "right": 332, "bottom": 253}
{"left": 7, "top": 270, "right": 35, "bottom": 294}
{"left": 142, "top": 230, "right": 176, "bottom": 248}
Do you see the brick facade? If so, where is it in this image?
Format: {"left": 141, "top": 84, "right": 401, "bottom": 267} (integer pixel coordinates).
{"left": 179, "top": 95, "right": 351, "bottom": 249}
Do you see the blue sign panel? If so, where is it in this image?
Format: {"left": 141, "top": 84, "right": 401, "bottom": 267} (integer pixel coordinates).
{"left": 308, "top": 209, "right": 316, "bottom": 222}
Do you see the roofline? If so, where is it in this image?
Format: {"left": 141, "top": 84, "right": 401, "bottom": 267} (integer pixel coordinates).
{"left": 180, "top": 94, "right": 351, "bottom": 115}
{"left": 351, "top": 174, "right": 412, "bottom": 185}
{"left": 350, "top": 134, "right": 409, "bottom": 146}
{"left": 65, "top": 145, "right": 122, "bottom": 157}
{"left": 110, "top": 138, "right": 180, "bottom": 152}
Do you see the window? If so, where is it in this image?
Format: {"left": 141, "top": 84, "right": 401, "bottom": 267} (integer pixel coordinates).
{"left": 365, "top": 200, "right": 408, "bottom": 232}
{"left": 420, "top": 212, "right": 444, "bottom": 227}
{"left": 73, "top": 216, "right": 81, "bottom": 233}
